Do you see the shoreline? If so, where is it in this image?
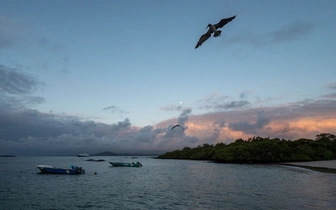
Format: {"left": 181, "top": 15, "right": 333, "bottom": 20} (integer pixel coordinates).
{"left": 279, "top": 160, "right": 336, "bottom": 174}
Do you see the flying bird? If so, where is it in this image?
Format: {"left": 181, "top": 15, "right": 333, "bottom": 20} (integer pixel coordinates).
{"left": 171, "top": 125, "right": 184, "bottom": 131}
{"left": 195, "top": 15, "right": 236, "bottom": 49}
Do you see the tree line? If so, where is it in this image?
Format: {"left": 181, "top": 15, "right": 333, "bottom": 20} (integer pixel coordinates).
{"left": 158, "top": 133, "right": 336, "bottom": 163}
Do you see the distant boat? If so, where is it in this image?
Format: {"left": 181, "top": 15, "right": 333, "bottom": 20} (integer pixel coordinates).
{"left": 37, "top": 165, "right": 85, "bottom": 174}
{"left": 77, "top": 153, "right": 90, "bottom": 157}
{"left": 86, "top": 158, "right": 105, "bottom": 162}
{"left": 109, "top": 161, "right": 142, "bottom": 167}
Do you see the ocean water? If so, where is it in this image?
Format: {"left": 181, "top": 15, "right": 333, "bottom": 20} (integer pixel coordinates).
{"left": 1, "top": 156, "right": 336, "bottom": 210}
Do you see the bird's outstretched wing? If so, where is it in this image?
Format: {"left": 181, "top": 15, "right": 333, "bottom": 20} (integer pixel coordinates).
{"left": 195, "top": 32, "right": 211, "bottom": 49}
{"left": 214, "top": 15, "right": 236, "bottom": 29}
{"left": 171, "top": 124, "right": 184, "bottom": 131}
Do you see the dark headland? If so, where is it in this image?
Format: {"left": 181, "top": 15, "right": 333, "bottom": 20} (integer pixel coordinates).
{"left": 158, "top": 133, "right": 336, "bottom": 163}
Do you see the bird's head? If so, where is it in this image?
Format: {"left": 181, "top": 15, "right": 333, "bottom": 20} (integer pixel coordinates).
{"left": 206, "top": 24, "right": 211, "bottom": 29}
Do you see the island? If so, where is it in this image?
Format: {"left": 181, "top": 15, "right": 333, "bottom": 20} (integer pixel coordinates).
{"left": 91, "top": 151, "right": 159, "bottom": 156}
{"left": 158, "top": 133, "right": 336, "bottom": 163}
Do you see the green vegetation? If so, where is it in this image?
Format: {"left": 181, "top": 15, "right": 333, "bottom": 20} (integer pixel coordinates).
{"left": 158, "top": 133, "right": 336, "bottom": 163}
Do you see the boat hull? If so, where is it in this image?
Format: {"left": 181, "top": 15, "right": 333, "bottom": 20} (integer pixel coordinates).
{"left": 37, "top": 165, "right": 85, "bottom": 174}
{"left": 109, "top": 162, "right": 142, "bottom": 167}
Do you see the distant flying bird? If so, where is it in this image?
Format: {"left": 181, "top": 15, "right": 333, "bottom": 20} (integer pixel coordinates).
{"left": 171, "top": 125, "right": 184, "bottom": 131}
{"left": 195, "top": 15, "right": 236, "bottom": 49}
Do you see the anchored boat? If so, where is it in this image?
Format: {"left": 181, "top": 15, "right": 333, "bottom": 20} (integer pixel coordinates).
{"left": 37, "top": 165, "right": 85, "bottom": 174}
{"left": 109, "top": 161, "right": 142, "bottom": 167}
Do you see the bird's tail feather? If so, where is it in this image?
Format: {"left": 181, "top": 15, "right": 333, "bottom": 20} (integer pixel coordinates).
{"left": 214, "top": 30, "right": 221, "bottom": 37}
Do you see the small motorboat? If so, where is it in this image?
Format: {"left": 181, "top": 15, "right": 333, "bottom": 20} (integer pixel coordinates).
{"left": 37, "top": 165, "right": 85, "bottom": 174}
{"left": 109, "top": 161, "right": 142, "bottom": 167}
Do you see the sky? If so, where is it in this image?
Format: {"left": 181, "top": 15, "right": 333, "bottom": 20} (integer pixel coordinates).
{"left": 1, "top": 0, "right": 336, "bottom": 155}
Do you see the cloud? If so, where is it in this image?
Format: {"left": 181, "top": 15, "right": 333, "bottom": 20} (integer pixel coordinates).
{"left": 0, "top": 64, "right": 45, "bottom": 111}
{"left": 228, "top": 111, "right": 270, "bottom": 134}
{"left": 102, "top": 105, "right": 128, "bottom": 114}
{"left": 270, "top": 21, "right": 316, "bottom": 43}
{"left": 0, "top": 103, "right": 199, "bottom": 155}
{"left": 0, "top": 16, "right": 70, "bottom": 73}
{"left": 197, "top": 93, "right": 230, "bottom": 105}
{"left": 1, "top": 91, "right": 335, "bottom": 156}
{"left": 197, "top": 93, "right": 250, "bottom": 110}
{"left": 110, "top": 118, "right": 131, "bottom": 131}
{"left": 326, "top": 82, "right": 336, "bottom": 90}
{"left": 321, "top": 93, "right": 336, "bottom": 99}
{"left": 239, "top": 91, "right": 249, "bottom": 99}
{"left": 228, "top": 20, "right": 316, "bottom": 48}
{"left": 161, "top": 105, "right": 184, "bottom": 111}
{"left": 221, "top": 100, "right": 250, "bottom": 110}
{"left": 214, "top": 120, "right": 226, "bottom": 128}
{"left": 187, "top": 98, "right": 336, "bottom": 141}
{"left": 0, "top": 64, "right": 43, "bottom": 95}
{"left": 199, "top": 99, "right": 250, "bottom": 110}
{"left": 178, "top": 108, "right": 192, "bottom": 127}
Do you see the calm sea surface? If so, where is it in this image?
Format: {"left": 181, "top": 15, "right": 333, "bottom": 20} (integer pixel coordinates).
{"left": 1, "top": 156, "right": 336, "bottom": 210}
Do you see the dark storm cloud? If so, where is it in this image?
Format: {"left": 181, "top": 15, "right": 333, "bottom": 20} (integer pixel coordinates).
{"left": 136, "top": 125, "right": 157, "bottom": 143}
{"left": 0, "top": 109, "right": 70, "bottom": 141}
{"left": 110, "top": 118, "right": 131, "bottom": 131}
{"left": 0, "top": 106, "right": 144, "bottom": 155}
{"left": 228, "top": 111, "right": 270, "bottom": 134}
{"left": 0, "top": 64, "right": 43, "bottom": 95}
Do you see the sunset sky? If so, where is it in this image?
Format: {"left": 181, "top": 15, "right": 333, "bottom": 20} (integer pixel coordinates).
{"left": 1, "top": 0, "right": 336, "bottom": 155}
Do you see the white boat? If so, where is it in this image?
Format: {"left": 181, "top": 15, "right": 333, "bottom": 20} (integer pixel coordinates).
{"left": 77, "top": 153, "right": 90, "bottom": 157}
